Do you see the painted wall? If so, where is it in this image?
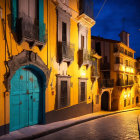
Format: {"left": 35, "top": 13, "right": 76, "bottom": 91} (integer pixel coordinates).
{"left": 0, "top": 0, "right": 98, "bottom": 133}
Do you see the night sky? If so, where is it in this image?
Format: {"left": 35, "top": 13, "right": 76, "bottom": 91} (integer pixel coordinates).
{"left": 91, "top": 0, "right": 140, "bottom": 58}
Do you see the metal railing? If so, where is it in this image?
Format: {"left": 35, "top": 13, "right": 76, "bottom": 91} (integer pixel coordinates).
{"left": 114, "top": 46, "right": 133, "bottom": 58}
{"left": 58, "top": 41, "right": 74, "bottom": 63}
{"left": 116, "top": 79, "right": 134, "bottom": 86}
{"left": 16, "top": 14, "right": 47, "bottom": 44}
{"left": 62, "top": 41, "right": 74, "bottom": 61}
{"left": 78, "top": 49, "right": 92, "bottom": 67}
{"left": 100, "top": 79, "right": 114, "bottom": 88}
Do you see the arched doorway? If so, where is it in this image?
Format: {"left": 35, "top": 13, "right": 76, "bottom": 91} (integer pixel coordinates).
{"left": 10, "top": 65, "right": 46, "bottom": 132}
{"left": 136, "top": 96, "right": 139, "bottom": 104}
{"left": 101, "top": 91, "right": 109, "bottom": 111}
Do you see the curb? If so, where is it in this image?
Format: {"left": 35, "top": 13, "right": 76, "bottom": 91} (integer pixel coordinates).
{"left": 18, "top": 108, "right": 140, "bottom": 140}
{"left": 137, "top": 111, "right": 140, "bottom": 140}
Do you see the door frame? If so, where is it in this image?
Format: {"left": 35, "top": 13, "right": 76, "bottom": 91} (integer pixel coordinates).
{"left": 5, "top": 50, "right": 51, "bottom": 133}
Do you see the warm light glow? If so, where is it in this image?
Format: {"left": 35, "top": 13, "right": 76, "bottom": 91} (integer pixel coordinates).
{"left": 124, "top": 91, "right": 127, "bottom": 99}
{"left": 122, "top": 65, "right": 125, "bottom": 71}
{"left": 81, "top": 69, "right": 86, "bottom": 77}
{"left": 124, "top": 94, "right": 127, "bottom": 99}
{"left": 128, "top": 93, "right": 131, "bottom": 98}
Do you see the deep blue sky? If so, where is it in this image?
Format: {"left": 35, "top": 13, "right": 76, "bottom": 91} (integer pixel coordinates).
{"left": 91, "top": 0, "right": 140, "bottom": 58}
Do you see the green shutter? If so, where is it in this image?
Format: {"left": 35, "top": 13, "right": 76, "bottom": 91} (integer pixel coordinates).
{"left": 11, "top": 0, "right": 17, "bottom": 31}
{"left": 39, "top": 0, "right": 45, "bottom": 42}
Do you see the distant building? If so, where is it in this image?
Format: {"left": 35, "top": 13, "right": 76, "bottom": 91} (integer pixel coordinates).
{"left": 135, "top": 57, "right": 140, "bottom": 106}
{"left": 91, "top": 31, "right": 137, "bottom": 111}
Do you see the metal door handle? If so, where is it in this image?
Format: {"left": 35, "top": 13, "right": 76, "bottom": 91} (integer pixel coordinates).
{"left": 19, "top": 101, "right": 22, "bottom": 105}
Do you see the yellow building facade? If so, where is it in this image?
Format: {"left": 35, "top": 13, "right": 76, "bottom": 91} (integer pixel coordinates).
{"left": 0, "top": 0, "right": 101, "bottom": 135}
{"left": 92, "top": 31, "right": 138, "bottom": 111}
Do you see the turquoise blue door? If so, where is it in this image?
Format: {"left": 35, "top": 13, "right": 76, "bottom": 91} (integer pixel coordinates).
{"left": 10, "top": 66, "right": 42, "bottom": 131}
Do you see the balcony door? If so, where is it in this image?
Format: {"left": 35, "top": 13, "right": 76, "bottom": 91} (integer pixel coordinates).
{"left": 18, "top": 0, "right": 38, "bottom": 23}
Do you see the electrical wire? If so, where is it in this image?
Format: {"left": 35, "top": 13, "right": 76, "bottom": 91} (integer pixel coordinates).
{"left": 95, "top": 0, "right": 107, "bottom": 19}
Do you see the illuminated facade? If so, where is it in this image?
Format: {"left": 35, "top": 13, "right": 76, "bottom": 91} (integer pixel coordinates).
{"left": 91, "top": 31, "right": 137, "bottom": 111}
{"left": 0, "top": 0, "right": 101, "bottom": 136}
{"left": 135, "top": 58, "right": 140, "bottom": 106}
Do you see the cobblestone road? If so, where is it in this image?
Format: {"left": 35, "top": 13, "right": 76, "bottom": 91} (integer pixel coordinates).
{"left": 36, "top": 110, "right": 140, "bottom": 140}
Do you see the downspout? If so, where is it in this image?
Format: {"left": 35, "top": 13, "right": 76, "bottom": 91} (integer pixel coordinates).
{"left": 47, "top": 0, "right": 48, "bottom": 67}
{"left": 4, "top": 0, "right": 7, "bottom": 133}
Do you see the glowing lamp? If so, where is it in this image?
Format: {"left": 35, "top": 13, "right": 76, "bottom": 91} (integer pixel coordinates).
{"left": 81, "top": 69, "right": 86, "bottom": 77}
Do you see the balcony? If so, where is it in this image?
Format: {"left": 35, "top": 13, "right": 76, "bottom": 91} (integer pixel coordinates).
{"left": 114, "top": 64, "right": 134, "bottom": 74}
{"left": 16, "top": 16, "right": 47, "bottom": 50}
{"left": 77, "top": 0, "right": 95, "bottom": 28}
{"left": 78, "top": 49, "right": 92, "bottom": 68}
{"left": 114, "top": 46, "right": 134, "bottom": 58}
{"left": 57, "top": 41, "right": 74, "bottom": 64}
{"left": 116, "top": 79, "right": 134, "bottom": 87}
{"left": 99, "top": 79, "right": 114, "bottom": 89}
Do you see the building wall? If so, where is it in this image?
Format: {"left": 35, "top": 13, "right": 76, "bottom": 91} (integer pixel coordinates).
{"left": 0, "top": 0, "right": 98, "bottom": 135}
{"left": 91, "top": 37, "right": 137, "bottom": 111}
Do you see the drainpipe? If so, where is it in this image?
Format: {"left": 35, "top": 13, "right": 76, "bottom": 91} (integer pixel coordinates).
{"left": 47, "top": 0, "right": 49, "bottom": 67}
{"left": 4, "top": 0, "right": 7, "bottom": 133}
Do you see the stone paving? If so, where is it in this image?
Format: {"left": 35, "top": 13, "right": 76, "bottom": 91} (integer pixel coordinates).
{"left": 36, "top": 110, "right": 140, "bottom": 140}
{"left": 0, "top": 107, "right": 140, "bottom": 140}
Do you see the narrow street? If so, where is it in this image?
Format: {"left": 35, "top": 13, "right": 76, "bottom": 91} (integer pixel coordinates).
{"left": 36, "top": 110, "right": 140, "bottom": 140}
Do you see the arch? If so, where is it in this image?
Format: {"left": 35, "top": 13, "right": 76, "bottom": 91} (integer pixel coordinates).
{"left": 5, "top": 50, "right": 51, "bottom": 91}
{"left": 101, "top": 91, "right": 109, "bottom": 111}
{"left": 10, "top": 64, "right": 46, "bottom": 131}
{"left": 136, "top": 96, "right": 139, "bottom": 104}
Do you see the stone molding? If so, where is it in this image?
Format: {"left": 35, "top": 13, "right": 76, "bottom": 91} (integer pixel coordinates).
{"left": 5, "top": 50, "right": 51, "bottom": 91}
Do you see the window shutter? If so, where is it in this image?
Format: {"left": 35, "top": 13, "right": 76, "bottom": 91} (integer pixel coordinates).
{"left": 11, "top": 0, "right": 17, "bottom": 31}
{"left": 39, "top": 0, "right": 45, "bottom": 42}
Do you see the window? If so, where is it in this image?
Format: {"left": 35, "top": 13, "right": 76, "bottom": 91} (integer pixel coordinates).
{"left": 125, "top": 60, "right": 128, "bottom": 66}
{"left": 125, "top": 49, "right": 128, "bottom": 55}
{"left": 11, "top": 0, "right": 45, "bottom": 48}
{"left": 18, "top": 0, "right": 38, "bottom": 21}
{"left": 124, "top": 99, "right": 126, "bottom": 107}
{"left": 95, "top": 42, "right": 101, "bottom": 55}
{"left": 78, "top": 24, "right": 88, "bottom": 50}
{"left": 120, "top": 47, "right": 124, "bottom": 54}
{"left": 57, "top": 7, "right": 70, "bottom": 44}
{"left": 56, "top": 75, "right": 71, "bottom": 109}
{"left": 96, "top": 95, "right": 99, "bottom": 104}
{"left": 79, "top": 78, "right": 87, "bottom": 103}
{"left": 81, "top": 35, "right": 85, "bottom": 49}
{"left": 116, "top": 57, "right": 120, "bottom": 64}
{"left": 114, "top": 45, "right": 118, "bottom": 53}
{"left": 80, "top": 82, "right": 85, "bottom": 102}
{"left": 62, "top": 22, "right": 67, "bottom": 42}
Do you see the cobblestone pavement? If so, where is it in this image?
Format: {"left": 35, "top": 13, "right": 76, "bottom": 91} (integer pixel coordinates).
{"left": 36, "top": 110, "right": 140, "bottom": 140}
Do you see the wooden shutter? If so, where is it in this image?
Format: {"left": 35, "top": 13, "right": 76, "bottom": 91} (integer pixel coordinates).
{"left": 80, "top": 82, "right": 85, "bottom": 102}
{"left": 12, "top": 0, "right": 17, "bottom": 31}
{"left": 39, "top": 0, "right": 45, "bottom": 42}
{"left": 60, "top": 81, "right": 68, "bottom": 107}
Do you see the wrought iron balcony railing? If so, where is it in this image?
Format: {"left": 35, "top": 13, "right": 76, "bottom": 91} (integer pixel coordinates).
{"left": 57, "top": 41, "right": 74, "bottom": 64}
{"left": 116, "top": 79, "right": 134, "bottom": 86}
{"left": 78, "top": 49, "right": 92, "bottom": 68}
{"left": 91, "top": 60, "right": 100, "bottom": 78}
{"left": 16, "top": 15, "right": 47, "bottom": 49}
{"left": 99, "top": 79, "right": 114, "bottom": 89}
